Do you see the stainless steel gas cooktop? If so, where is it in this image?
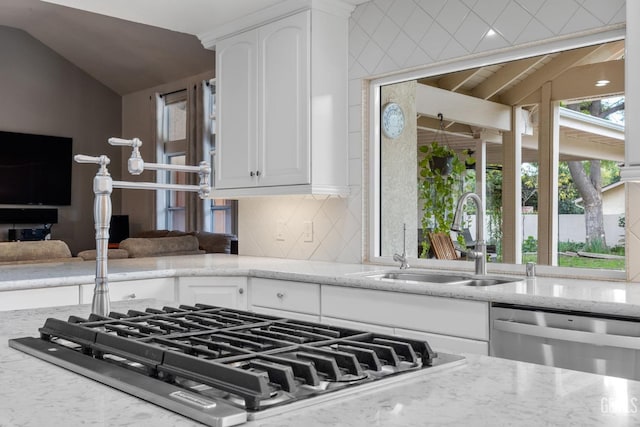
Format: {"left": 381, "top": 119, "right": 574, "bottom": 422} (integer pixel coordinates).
{"left": 9, "top": 304, "right": 465, "bottom": 426}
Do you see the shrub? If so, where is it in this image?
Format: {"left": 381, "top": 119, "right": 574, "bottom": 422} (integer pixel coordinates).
{"left": 522, "top": 236, "right": 537, "bottom": 253}
{"left": 583, "top": 238, "right": 609, "bottom": 254}
{"left": 558, "top": 240, "right": 583, "bottom": 253}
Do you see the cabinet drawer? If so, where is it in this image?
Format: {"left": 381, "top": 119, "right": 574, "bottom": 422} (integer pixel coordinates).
{"left": 322, "top": 285, "right": 489, "bottom": 341}
{"left": 0, "top": 286, "right": 78, "bottom": 311}
{"left": 250, "top": 278, "right": 320, "bottom": 315}
{"left": 395, "top": 327, "right": 488, "bottom": 355}
{"left": 178, "top": 276, "right": 247, "bottom": 310}
{"left": 321, "top": 316, "right": 394, "bottom": 335}
{"left": 80, "top": 278, "right": 176, "bottom": 304}
{"left": 252, "top": 306, "right": 320, "bottom": 323}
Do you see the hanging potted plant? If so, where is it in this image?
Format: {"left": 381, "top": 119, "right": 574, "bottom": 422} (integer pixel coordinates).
{"left": 427, "top": 141, "right": 456, "bottom": 175}
{"left": 418, "top": 140, "right": 467, "bottom": 257}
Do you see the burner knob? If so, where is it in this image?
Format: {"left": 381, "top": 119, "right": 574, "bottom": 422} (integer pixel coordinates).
{"left": 277, "top": 292, "right": 284, "bottom": 299}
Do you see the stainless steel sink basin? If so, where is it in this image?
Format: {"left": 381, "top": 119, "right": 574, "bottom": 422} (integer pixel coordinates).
{"left": 367, "top": 271, "right": 518, "bottom": 286}
{"left": 379, "top": 272, "right": 470, "bottom": 283}
{"left": 459, "top": 278, "right": 512, "bottom": 286}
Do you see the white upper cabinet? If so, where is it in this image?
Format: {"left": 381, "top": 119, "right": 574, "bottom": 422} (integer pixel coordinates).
{"left": 215, "top": 30, "right": 257, "bottom": 189}
{"left": 258, "top": 13, "right": 309, "bottom": 188}
{"left": 214, "top": 9, "right": 348, "bottom": 197}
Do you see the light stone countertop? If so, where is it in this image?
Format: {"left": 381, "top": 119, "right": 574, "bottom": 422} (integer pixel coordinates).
{"left": 3, "top": 299, "right": 640, "bottom": 426}
{"left": 2, "top": 254, "right": 640, "bottom": 317}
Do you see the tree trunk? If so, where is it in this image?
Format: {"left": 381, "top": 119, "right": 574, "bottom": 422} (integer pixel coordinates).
{"left": 568, "top": 161, "right": 607, "bottom": 248}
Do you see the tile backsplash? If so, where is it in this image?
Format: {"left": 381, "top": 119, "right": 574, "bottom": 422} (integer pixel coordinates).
{"left": 238, "top": 190, "right": 363, "bottom": 264}
{"left": 238, "top": 0, "right": 625, "bottom": 263}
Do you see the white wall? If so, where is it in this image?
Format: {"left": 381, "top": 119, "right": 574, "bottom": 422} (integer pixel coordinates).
{"left": 380, "top": 81, "right": 417, "bottom": 258}
{"left": 0, "top": 26, "right": 122, "bottom": 254}
{"left": 237, "top": 0, "right": 625, "bottom": 263}
{"left": 522, "top": 214, "right": 624, "bottom": 246}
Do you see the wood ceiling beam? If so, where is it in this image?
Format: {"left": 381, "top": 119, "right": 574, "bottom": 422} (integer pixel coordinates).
{"left": 520, "top": 132, "right": 623, "bottom": 161}
{"left": 499, "top": 44, "right": 604, "bottom": 106}
{"left": 573, "top": 39, "right": 625, "bottom": 65}
{"left": 436, "top": 68, "right": 483, "bottom": 92}
{"left": 472, "top": 55, "right": 547, "bottom": 100}
{"left": 416, "top": 83, "right": 511, "bottom": 131}
{"left": 416, "top": 116, "right": 474, "bottom": 136}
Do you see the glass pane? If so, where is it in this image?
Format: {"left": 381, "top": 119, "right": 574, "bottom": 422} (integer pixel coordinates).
{"left": 210, "top": 198, "right": 232, "bottom": 234}
{"left": 374, "top": 40, "right": 626, "bottom": 275}
{"left": 166, "top": 100, "right": 187, "bottom": 142}
{"left": 168, "top": 155, "right": 186, "bottom": 208}
{"left": 211, "top": 210, "right": 228, "bottom": 233}
{"left": 554, "top": 99, "right": 625, "bottom": 271}
{"left": 521, "top": 162, "right": 539, "bottom": 264}
{"left": 169, "top": 209, "right": 186, "bottom": 232}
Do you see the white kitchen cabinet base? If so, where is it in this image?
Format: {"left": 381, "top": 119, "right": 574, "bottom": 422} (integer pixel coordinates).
{"left": 252, "top": 305, "right": 320, "bottom": 323}
{"left": 249, "top": 278, "right": 320, "bottom": 315}
{"left": 321, "top": 316, "right": 394, "bottom": 335}
{"left": 80, "top": 278, "right": 176, "bottom": 305}
{"left": 178, "top": 276, "right": 247, "bottom": 310}
{"left": 322, "top": 285, "right": 489, "bottom": 341}
{"left": 394, "top": 327, "right": 489, "bottom": 355}
{"left": 0, "top": 286, "right": 78, "bottom": 311}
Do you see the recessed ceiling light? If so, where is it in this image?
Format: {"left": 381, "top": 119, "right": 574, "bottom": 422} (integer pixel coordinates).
{"left": 595, "top": 80, "right": 610, "bottom": 87}
{"left": 486, "top": 29, "right": 496, "bottom": 37}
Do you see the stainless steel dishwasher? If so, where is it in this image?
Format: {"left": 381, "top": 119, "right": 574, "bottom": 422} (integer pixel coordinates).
{"left": 490, "top": 303, "right": 640, "bottom": 380}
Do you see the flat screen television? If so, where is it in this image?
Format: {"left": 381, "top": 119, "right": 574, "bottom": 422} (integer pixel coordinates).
{"left": 0, "top": 130, "right": 72, "bottom": 206}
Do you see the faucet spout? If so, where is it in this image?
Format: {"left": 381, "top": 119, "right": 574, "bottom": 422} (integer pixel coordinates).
{"left": 451, "top": 192, "right": 486, "bottom": 276}
{"left": 393, "top": 223, "right": 410, "bottom": 269}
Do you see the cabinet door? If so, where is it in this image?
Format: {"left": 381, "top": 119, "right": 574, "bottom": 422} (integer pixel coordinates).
{"left": 80, "top": 278, "right": 176, "bottom": 304}
{"left": 257, "top": 11, "right": 310, "bottom": 187}
{"left": 178, "top": 276, "right": 247, "bottom": 310}
{"left": 215, "top": 30, "right": 258, "bottom": 189}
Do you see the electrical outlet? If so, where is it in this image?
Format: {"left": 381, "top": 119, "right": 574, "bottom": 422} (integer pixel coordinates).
{"left": 276, "top": 221, "right": 285, "bottom": 241}
{"left": 303, "top": 221, "right": 313, "bottom": 242}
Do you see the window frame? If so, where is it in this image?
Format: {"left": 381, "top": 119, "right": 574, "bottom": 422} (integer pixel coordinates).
{"left": 157, "top": 89, "right": 188, "bottom": 231}
{"left": 205, "top": 79, "right": 238, "bottom": 236}
{"left": 367, "top": 28, "right": 626, "bottom": 281}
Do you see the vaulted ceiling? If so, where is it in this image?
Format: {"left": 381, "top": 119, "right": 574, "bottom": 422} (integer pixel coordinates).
{"left": 0, "top": 0, "right": 217, "bottom": 95}
{"left": 415, "top": 40, "right": 625, "bottom": 163}
{"left": 0, "top": 0, "right": 367, "bottom": 95}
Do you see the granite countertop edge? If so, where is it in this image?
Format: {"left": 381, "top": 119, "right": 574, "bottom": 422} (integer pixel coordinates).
{"left": 1, "top": 254, "right": 640, "bottom": 316}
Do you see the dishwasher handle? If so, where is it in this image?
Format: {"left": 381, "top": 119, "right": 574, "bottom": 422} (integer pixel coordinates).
{"left": 493, "top": 319, "right": 640, "bottom": 350}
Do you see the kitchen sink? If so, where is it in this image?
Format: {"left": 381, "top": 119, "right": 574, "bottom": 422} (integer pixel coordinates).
{"left": 377, "top": 272, "right": 471, "bottom": 283}
{"left": 460, "top": 278, "right": 512, "bottom": 286}
{"left": 367, "top": 271, "right": 518, "bottom": 286}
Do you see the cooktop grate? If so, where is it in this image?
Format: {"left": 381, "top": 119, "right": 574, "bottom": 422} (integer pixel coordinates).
{"left": 10, "top": 303, "right": 463, "bottom": 426}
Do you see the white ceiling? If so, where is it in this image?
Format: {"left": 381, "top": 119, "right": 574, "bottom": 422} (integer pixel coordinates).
{"left": 40, "top": 0, "right": 295, "bottom": 36}
{"left": 1, "top": 0, "right": 366, "bottom": 95}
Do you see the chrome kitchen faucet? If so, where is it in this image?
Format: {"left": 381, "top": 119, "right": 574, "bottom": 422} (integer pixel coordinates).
{"left": 393, "top": 223, "right": 410, "bottom": 269}
{"left": 451, "top": 192, "right": 486, "bottom": 276}
{"left": 75, "top": 137, "right": 212, "bottom": 316}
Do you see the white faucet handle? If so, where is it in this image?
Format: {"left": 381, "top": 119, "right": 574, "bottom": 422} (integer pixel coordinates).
{"left": 74, "top": 154, "right": 102, "bottom": 164}
{"left": 108, "top": 137, "right": 142, "bottom": 147}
